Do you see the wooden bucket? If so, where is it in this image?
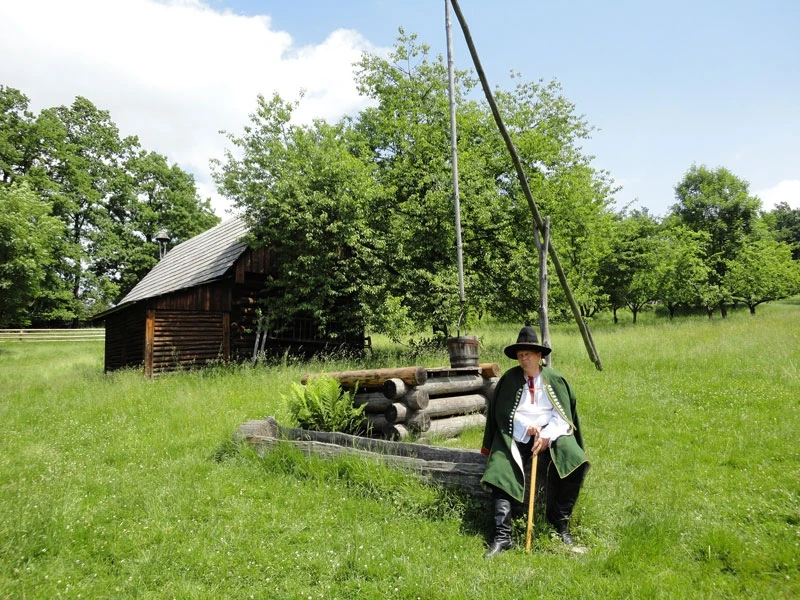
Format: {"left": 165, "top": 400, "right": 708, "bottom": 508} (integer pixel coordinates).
{"left": 447, "top": 335, "right": 480, "bottom": 368}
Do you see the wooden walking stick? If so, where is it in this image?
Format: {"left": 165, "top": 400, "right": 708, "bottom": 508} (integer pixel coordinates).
{"left": 525, "top": 451, "right": 539, "bottom": 552}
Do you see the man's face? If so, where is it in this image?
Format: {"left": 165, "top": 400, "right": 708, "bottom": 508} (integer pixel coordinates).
{"left": 516, "top": 349, "right": 542, "bottom": 371}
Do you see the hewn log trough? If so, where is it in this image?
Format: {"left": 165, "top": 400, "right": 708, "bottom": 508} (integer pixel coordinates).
{"left": 235, "top": 416, "right": 490, "bottom": 499}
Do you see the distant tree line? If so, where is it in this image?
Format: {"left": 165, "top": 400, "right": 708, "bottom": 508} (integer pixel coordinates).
{"left": 0, "top": 86, "right": 219, "bottom": 327}
{"left": 2, "top": 30, "right": 799, "bottom": 335}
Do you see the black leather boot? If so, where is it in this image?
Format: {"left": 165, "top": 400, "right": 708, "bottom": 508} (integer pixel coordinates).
{"left": 547, "top": 471, "right": 584, "bottom": 546}
{"left": 551, "top": 517, "right": 574, "bottom": 546}
{"left": 484, "top": 498, "right": 514, "bottom": 557}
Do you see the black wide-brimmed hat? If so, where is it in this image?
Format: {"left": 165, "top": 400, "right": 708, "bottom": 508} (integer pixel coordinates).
{"left": 503, "top": 325, "right": 552, "bottom": 359}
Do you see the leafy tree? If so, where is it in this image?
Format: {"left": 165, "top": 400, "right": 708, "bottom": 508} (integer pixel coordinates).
{"left": 0, "top": 86, "right": 35, "bottom": 184}
{"left": 671, "top": 165, "right": 762, "bottom": 317}
{"left": 0, "top": 182, "right": 64, "bottom": 326}
{"left": 768, "top": 201, "right": 800, "bottom": 260}
{"left": 0, "top": 88, "right": 219, "bottom": 323}
{"left": 494, "top": 78, "right": 618, "bottom": 320}
{"left": 651, "top": 225, "right": 712, "bottom": 318}
{"left": 213, "top": 93, "right": 382, "bottom": 341}
{"left": 215, "top": 30, "right": 617, "bottom": 340}
{"left": 723, "top": 238, "right": 800, "bottom": 314}
{"left": 352, "top": 30, "right": 480, "bottom": 336}
{"left": 92, "top": 149, "right": 218, "bottom": 305}
{"left": 596, "top": 209, "right": 659, "bottom": 323}
{"left": 352, "top": 32, "right": 616, "bottom": 332}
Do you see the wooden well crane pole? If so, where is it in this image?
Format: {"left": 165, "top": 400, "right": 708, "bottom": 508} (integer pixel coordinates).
{"left": 448, "top": 0, "right": 602, "bottom": 370}
{"left": 445, "top": 0, "right": 467, "bottom": 334}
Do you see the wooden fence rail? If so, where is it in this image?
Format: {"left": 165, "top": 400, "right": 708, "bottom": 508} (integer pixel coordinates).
{"left": 0, "top": 328, "right": 105, "bottom": 342}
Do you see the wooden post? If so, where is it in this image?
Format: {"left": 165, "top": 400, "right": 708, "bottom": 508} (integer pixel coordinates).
{"left": 445, "top": 0, "right": 467, "bottom": 313}
{"left": 144, "top": 308, "right": 155, "bottom": 378}
{"left": 534, "top": 216, "right": 552, "bottom": 367}
{"left": 449, "top": 0, "right": 602, "bottom": 371}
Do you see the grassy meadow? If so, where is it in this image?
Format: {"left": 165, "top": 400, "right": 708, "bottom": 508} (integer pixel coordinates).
{"left": 1, "top": 302, "right": 799, "bottom": 599}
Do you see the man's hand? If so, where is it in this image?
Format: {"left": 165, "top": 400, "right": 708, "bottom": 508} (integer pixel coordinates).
{"left": 532, "top": 434, "right": 550, "bottom": 455}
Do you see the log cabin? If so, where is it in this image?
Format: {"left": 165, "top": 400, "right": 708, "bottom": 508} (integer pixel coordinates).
{"left": 94, "top": 217, "right": 368, "bottom": 376}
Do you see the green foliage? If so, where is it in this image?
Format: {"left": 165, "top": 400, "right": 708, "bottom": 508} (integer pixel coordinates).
{"left": 724, "top": 237, "right": 800, "bottom": 313}
{"left": 284, "top": 375, "right": 366, "bottom": 434}
{"left": 769, "top": 201, "right": 800, "bottom": 260}
{"left": 0, "top": 181, "right": 64, "bottom": 326}
{"left": 0, "top": 86, "right": 219, "bottom": 325}
{"left": 213, "top": 93, "right": 380, "bottom": 342}
{"left": 671, "top": 165, "right": 762, "bottom": 287}
{"left": 213, "top": 30, "right": 618, "bottom": 340}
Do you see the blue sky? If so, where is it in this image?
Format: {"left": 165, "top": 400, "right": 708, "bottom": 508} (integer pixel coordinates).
{"left": 2, "top": 0, "right": 798, "bottom": 217}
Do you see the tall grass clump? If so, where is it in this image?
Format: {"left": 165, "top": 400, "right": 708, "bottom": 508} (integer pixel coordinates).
{"left": 1, "top": 300, "right": 798, "bottom": 599}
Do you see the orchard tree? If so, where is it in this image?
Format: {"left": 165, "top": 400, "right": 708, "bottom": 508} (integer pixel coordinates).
{"left": 671, "top": 165, "right": 762, "bottom": 317}
{"left": 596, "top": 209, "right": 659, "bottom": 323}
{"left": 353, "top": 32, "right": 617, "bottom": 332}
{"left": 352, "top": 30, "right": 485, "bottom": 336}
{"left": 495, "top": 77, "right": 618, "bottom": 320}
{"left": 723, "top": 238, "right": 800, "bottom": 314}
{"left": 652, "top": 225, "right": 712, "bottom": 318}
{"left": 768, "top": 201, "right": 800, "bottom": 260}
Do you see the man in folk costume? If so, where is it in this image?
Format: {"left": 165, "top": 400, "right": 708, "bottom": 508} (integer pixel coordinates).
{"left": 481, "top": 325, "right": 590, "bottom": 557}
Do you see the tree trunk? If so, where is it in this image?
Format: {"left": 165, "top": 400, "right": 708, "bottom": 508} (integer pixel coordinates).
{"left": 424, "top": 413, "right": 486, "bottom": 438}
{"left": 416, "top": 374, "right": 484, "bottom": 397}
{"left": 423, "top": 394, "right": 486, "bottom": 419}
{"left": 384, "top": 405, "right": 431, "bottom": 431}
{"left": 354, "top": 388, "right": 429, "bottom": 412}
{"left": 302, "top": 366, "right": 427, "bottom": 389}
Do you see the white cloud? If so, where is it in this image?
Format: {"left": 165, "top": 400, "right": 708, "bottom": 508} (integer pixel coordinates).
{"left": 0, "top": 0, "right": 383, "bottom": 217}
{"left": 755, "top": 179, "right": 800, "bottom": 211}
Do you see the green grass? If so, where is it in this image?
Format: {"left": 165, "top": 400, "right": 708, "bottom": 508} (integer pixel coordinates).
{"left": 1, "top": 302, "right": 799, "bottom": 599}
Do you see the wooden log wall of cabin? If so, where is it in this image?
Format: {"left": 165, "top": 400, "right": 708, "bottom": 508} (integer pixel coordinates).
{"left": 449, "top": 0, "right": 602, "bottom": 371}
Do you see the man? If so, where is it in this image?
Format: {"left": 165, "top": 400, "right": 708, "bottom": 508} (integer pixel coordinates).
{"left": 481, "top": 325, "right": 590, "bottom": 557}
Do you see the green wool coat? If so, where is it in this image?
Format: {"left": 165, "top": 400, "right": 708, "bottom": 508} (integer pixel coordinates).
{"left": 480, "top": 365, "right": 590, "bottom": 503}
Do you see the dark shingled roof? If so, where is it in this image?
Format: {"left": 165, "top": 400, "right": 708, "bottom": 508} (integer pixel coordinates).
{"left": 119, "top": 216, "right": 249, "bottom": 305}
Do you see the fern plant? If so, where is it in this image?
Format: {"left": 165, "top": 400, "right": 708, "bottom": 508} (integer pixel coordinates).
{"left": 284, "top": 376, "right": 366, "bottom": 435}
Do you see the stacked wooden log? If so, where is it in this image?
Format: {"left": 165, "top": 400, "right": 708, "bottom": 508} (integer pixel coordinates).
{"left": 302, "top": 363, "right": 500, "bottom": 440}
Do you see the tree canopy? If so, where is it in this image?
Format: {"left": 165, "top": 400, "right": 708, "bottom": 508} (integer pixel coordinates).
{"left": 214, "top": 31, "right": 617, "bottom": 340}
{"left": 0, "top": 85, "right": 219, "bottom": 325}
